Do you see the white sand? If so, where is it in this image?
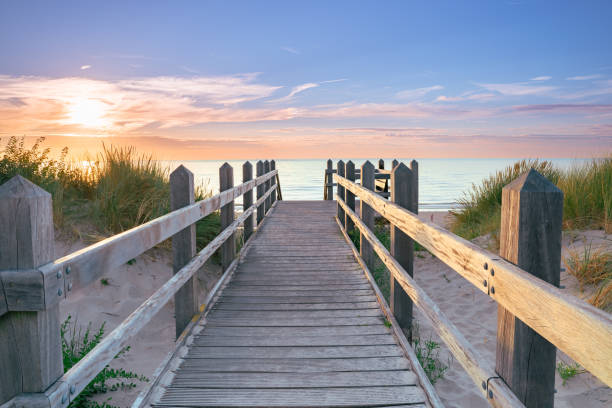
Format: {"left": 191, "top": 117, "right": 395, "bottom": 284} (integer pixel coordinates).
{"left": 56, "top": 212, "right": 610, "bottom": 407}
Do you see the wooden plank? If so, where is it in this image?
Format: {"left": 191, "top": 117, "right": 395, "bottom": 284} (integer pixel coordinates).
{"left": 220, "top": 289, "right": 374, "bottom": 297}
{"left": 360, "top": 161, "right": 375, "bottom": 269}
{"left": 496, "top": 169, "right": 563, "bottom": 407}
{"left": 217, "top": 295, "right": 377, "bottom": 304}
{"left": 193, "top": 334, "right": 397, "bottom": 347}
{"left": 156, "top": 386, "right": 425, "bottom": 407}
{"left": 390, "top": 162, "right": 417, "bottom": 339}
{"left": 227, "top": 283, "right": 372, "bottom": 290}
{"left": 336, "top": 172, "right": 612, "bottom": 386}
{"left": 212, "top": 301, "right": 381, "bottom": 311}
{"left": 176, "top": 356, "right": 412, "bottom": 372}
{"left": 337, "top": 198, "right": 524, "bottom": 407}
{"left": 170, "top": 165, "right": 198, "bottom": 338}
{"left": 209, "top": 309, "right": 382, "bottom": 319}
{"left": 205, "top": 316, "right": 385, "bottom": 327}
{"left": 186, "top": 345, "right": 403, "bottom": 359}
{"left": 0, "top": 175, "right": 62, "bottom": 403}
{"left": 169, "top": 371, "right": 417, "bottom": 388}
{"left": 200, "top": 325, "right": 391, "bottom": 337}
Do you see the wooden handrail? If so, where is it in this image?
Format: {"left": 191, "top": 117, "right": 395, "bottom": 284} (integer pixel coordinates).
{"left": 337, "top": 196, "right": 522, "bottom": 408}
{"left": 335, "top": 173, "right": 612, "bottom": 387}
{"left": 12, "top": 169, "right": 278, "bottom": 311}
{"left": 44, "top": 182, "right": 277, "bottom": 408}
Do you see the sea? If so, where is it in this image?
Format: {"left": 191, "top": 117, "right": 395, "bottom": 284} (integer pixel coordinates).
{"left": 161, "top": 158, "right": 587, "bottom": 211}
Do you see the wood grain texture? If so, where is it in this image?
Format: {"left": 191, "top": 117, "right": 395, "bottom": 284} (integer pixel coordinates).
{"left": 264, "top": 160, "right": 271, "bottom": 213}
{"left": 219, "top": 163, "right": 235, "bottom": 272}
{"left": 0, "top": 175, "right": 62, "bottom": 404}
{"left": 335, "top": 172, "right": 612, "bottom": 386}
{"left": 345, "top": 161, "right": 356, "bottom": 233}
{"left": 170, "top": 165, "right": 198, "bottom": 338}
{"left": 496, "top": 169, "right": 563, "bottom": 407}
{"left": 256, "top": 160, "right": 264, "bottom": 225}
{"left": 242, "top": 161, "right": 254, "bottom": 241}
{"left": 390, "top": 162, "right": 416, "bottom": 339}
{"left": 337, "top": 160, "right": 345, "bottom": 227}
{"left": 270, "top": 160, "right": 277, "bottom": 205}
{"left": 360, "top": 161, "right": 375, "bottom": 269}
{"left": 325, "top": 159, "right": 333, "bottom": 200}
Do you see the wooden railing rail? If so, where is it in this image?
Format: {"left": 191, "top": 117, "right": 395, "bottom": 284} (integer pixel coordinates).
{"left": 324, "top": 158, "right": 393, "bottom": 200}
{"left": 0, "top": 161, "right": 281, "bottom": 407}
{"left": 334, "top": 161, "right": 612, "bottom": 407}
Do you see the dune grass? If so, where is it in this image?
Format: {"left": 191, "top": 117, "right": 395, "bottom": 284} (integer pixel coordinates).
{"left": 0, "top": 136, "right": 220, "bottom": 249}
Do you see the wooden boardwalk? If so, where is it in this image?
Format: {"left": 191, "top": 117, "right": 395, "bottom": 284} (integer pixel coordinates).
{"left": 152, "top": 201, "right": 427, "bottom": 407}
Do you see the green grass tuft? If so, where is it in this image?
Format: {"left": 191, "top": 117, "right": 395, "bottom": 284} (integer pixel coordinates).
{"left": 557, "top": 361, "right": 585, "bottom": 385}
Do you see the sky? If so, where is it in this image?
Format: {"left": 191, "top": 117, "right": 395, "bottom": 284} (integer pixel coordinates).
{"left": 1, "top": 0, "right": 611, "bottom": 159}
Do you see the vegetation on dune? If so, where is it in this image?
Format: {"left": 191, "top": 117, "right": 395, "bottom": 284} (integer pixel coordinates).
{"left": 0, "top": 136, "right": 220, "bottom": 249}
{"left": 564, "top": 244, "right": 612, "bottom": 311}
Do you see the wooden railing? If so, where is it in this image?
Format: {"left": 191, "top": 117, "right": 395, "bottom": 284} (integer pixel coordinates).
{"left": 0, "top": 160, "right": 282, "bottom": 408}
{"left": 323, "top": 158, "right": 392, "bottom": 200}
{"left": 332, "top": 159, "right": 612, "bottom": 408}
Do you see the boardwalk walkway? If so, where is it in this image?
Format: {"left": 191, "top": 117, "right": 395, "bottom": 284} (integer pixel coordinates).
{"left": 152, "top": 201, "right": 427, "bottom": 407}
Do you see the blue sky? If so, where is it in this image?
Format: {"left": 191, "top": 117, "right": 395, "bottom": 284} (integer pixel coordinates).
{"left": 1, "top": 0, "right": 611, "bottom": 158}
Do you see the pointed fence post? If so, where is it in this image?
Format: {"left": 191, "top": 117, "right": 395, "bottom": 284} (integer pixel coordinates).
{"left": 0, "top": 176, "right": 63, "bottom": 403}
{"left": 345, "top": 160, "right": 356, "bottom": 233}
{"left": 270, "top": 160, "right": 277, "bottom": 205}
{"left": 337, "top": 160, "right": 345, "bottom": 228}
{"left": 392, "top": 159, "right": 399, "bottom": 169}
{"left": 170, "top": 165, "right": 198, "bottom": 338}
{"left": 360, "top": 161, "right": 375, "bottom": 268}
{"left": 256, "top": 161, "right": 264, "bottom": 225}
{"left": 390, "top": 162, "right": 418, "bottom": 339}
{"left": 325, "top": 159, "right": 333, "bottom": 200}
{"left": 378, "top": 159, "right": 385, "bottom": 170}
{"left": 242, "top": 161, "right": 254, "bottom": 242}
{"left": 264, "top": 160, "right": 270, "bottom": 213}
{"left": 220, "top": 163, "right": 235, "bottom": 272}
{"left": 495, "top": 169, "right": 563, "bottom": 407}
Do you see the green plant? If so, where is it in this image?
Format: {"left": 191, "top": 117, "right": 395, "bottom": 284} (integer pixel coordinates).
{"left": 412, "top": 323, "right": 448, "bottom": 385}
{"left": 61, "top": 315, "right": 148, "bottom": 408}
{"left": 383, "top": 319, "right": 392, "bottom": 328}
{"left": 100, "top": 278, "right": 109, "bottom": 286}
{"left": 557, "top": 361, "right": 585, "bottom": 385}
{"left": 563, "top": 243, "right": 612, "bottom": 291}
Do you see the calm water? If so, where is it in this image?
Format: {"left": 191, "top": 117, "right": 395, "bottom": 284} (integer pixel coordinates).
{"left": 162, "top": 158, "right": 586, "bottom": 211}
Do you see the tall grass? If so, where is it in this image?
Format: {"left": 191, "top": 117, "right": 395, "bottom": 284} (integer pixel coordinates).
{"left": 0, "top": 137, "right": 220, "bottom": 247}
{"left": 450, "top": 156, "right": 612, "bottom": 240}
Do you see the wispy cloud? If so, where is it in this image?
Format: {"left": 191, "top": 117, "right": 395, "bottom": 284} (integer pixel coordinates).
{"left": 436, "top": 92, "right": 495, "bottom": 102}
{"left": 396, "top": 85, "right": 443, "bottom": 99}
{"left": 269, "top": 79, "right": 347, "bottom": 103}
{"left": 80, "top": 65, "right": 92, "bottom": 70}
{"left": 566, "top": 74, "right": 603, "bottom": 81}
{"left": 477, "top": 81, "right": 556, "bottom": 96}
{"left": 530, "top": 76, "right": 551, "bottom": 81}
{"left": 281, "top": 46, "right": 299, "bottom": 55}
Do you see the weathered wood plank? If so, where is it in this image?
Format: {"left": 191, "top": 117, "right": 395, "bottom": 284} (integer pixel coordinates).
{"left": 205, "top": 316, "right": 384, "bottom": 327}
{"left": 219, "top": 163, "right": 235, "bottom": 272}
{"left": 212, "top": 301, "right": 381, "bottom": 311}
{"left": 186, "top": 345, "right": 403, "bottom": 359}
{"left": 193, "top": 334, "right": 396, "bottom": 347}
{"left": 242, "top": 161, "right": 254, "bottom": 241}
{"left": 360, "top": 161, "right": 375, "bottom": 269}
{"left": 217, "top": 295, "right": 377, "bottom": 303}
{"left": 198, "top": 325, "right": 391, "bottom": 337}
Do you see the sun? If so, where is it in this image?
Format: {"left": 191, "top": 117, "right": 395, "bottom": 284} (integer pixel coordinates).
{"left": 65, "top": 98, "right": 112, "bottom": 128}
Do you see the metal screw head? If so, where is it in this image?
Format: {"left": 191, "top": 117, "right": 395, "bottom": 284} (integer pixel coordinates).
{"left": 483, "top": 262, "right": 488, "bottom": 270}
{"left": 491, "top": 286, "right": 495, "bottom": 294}
{"left": 491, "top": 269, "right": 495, "bottom": 276}
{"left": 65, "top": 266, "right": 71, "bottom": 275}
{"left": 488, "top": 390, "right": 493, "bottom": 399}
{"left": 68, "top": 282, "right": 73, "bottom": 291}
{"left": 70, "top": 385, "right": 76, "bottom": 394}
{"left": 56, "top": 270, "right": 63, "bottom": 279}
{"left": 58, "top": 288, "right": 63, "bottom": 296}
{"left": 483, "top": 280, "right": 487, "bottom": 287}
{"left": 481, "top": 381, "right": 486, "bottom": 390}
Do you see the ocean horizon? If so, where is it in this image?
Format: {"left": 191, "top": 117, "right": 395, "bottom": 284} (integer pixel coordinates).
{"left": 161, "top": 158, "right": 588, "bottom": 211}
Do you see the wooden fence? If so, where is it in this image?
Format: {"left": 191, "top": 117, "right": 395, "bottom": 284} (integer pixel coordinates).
{"left": 0, "top": 160, "right": 281, "bottom": 408}
{"left": 332, "top": 159, "right": 612, "bottom": 408}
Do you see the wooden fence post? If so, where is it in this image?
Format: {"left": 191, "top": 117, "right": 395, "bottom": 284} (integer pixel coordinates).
{"left": 378, "top": 159, "right": 385, "bottom": 170}
{"left": 325, "top": 159, "right": 333, "bottom": 200}
{"left": 256, "top": 161, "right": 264, "bottom": 225}
{"left": 337, "top": 160, "right": 345, "bottom": 228}
{"left": 264, "top": 160, "right": 270, "bottom": 213}
{"left": 360, "top": 161, "right": 375, "bottom": 268}
{"left": 495, "top": 169, "right": 563, "bottom": 407}
{"left": 219, "top": 163, "right": 235, "bottom": 272}
{"left": 0, "top": 176, "right": 63, "bottom": 402}
{"left": 270, "top": 160, "right": 277, "bottom": 205}
{"left": 170, "top": 165, "right": 198, "bottom": 338}
{"left": 392, "top": 159, "right": 399, "bottom": 169}
{"left": 345, "top": 160, "right": 356, "bottom": 233}
{"left": 390, "top": 162, "right": 418, "bottom": 339}
{"left": 242, "top": 161, "right": 254, "bottom": 242}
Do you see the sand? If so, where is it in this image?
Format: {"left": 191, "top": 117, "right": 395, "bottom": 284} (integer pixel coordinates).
{"left": 56, "top": 212, "right": 610, "bottom": 407}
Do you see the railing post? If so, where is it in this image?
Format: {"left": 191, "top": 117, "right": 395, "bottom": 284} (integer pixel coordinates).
{"left": 345, "top": 160, "right": 356, "bottom": 233}
{"left": 392, "top": 159, "right": 399, "bottom": 169}
{"left": 337, "top": 160, "right": 345, "bottom": 228}
{"left": 360, "top": 161, "right": 375, "bottom": 268}
{"left": 270, "top": 160, "right": 277, "bottom": 205}
{"left": 495, "top": 169, "right": 563, "bottom": 407}
{"left": 170, "top": 165, "right": 198, "bottom": 338}
{"left": 242, "top": 161, "right": 254, "bottom": 242}
{"left": 378, "top": 159, "right": 385, "bottom": 170}
{"left": 256, "top": 160, "right": 264, "bottom": 225}
{"left": 0, "top": 176, "right": 63, "bottom": 403}
{"left": 219, "top": 163, "right": 235, "bottom": 272}
{"left": 326, "top": 159, "right": 333, "bottom": 200}
{"left": 390, "top": 162, "right": 418, "bottom": 340}
{"left": 264, "top": 160, "right": 270, "bottom": 213}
